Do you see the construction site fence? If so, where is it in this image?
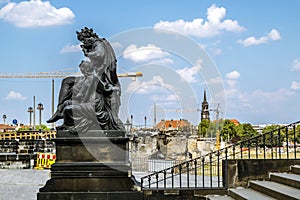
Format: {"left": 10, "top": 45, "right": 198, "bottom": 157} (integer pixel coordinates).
{"left": 0, "top": 130, "right": 56, "bottom": 140}
{"left": 34, "top": 152, "right": 56, "bottom": 170}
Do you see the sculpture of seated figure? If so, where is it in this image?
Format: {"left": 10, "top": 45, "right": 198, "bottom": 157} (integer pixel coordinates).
{"left": 47, "top": 27, "right": 124, "bottom": 133}
{"left": 47, "top": 60, "right": 93, "bottom": 123}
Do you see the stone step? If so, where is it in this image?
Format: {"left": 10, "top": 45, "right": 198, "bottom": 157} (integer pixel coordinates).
{"left": 206, "top": 195, "right": 234, "bottom": 200}
{"left": 249, "top": 180, "right": 300, "bottom": 200}
{"left": 229, "top": 187, "right": 276, "bottom": 200}
{"left": 270, "top": 172, "right": 300, "bottom": 189}
{"left": 291, "top": 165, "right": 300, "bottom": 175}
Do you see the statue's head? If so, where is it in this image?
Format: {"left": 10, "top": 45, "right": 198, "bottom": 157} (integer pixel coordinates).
{"left": 76, "top": 27, "right": 100, "bottom": 51}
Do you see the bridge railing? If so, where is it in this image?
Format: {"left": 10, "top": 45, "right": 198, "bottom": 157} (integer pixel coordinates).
{"left": 0, "top": 130, "right": 56, "bottom": 140}
{"left": 141, "top": 121, "right": 300, "bottom": 190}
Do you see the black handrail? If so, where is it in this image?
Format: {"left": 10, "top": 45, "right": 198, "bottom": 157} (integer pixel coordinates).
{"left": 141, "top": 120, "right": 300, "bottom": 190}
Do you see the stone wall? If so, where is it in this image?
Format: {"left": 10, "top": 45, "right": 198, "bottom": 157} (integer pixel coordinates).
{"left": 225, "top": 159, "right": 300, "bottom": 188}
{"left": 130, "top": 133, "right": 215, "bottom": 161}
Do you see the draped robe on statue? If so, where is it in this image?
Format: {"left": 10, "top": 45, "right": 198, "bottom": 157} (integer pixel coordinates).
{"left": 50, "top": 37, "right": 124, "bottom": 133}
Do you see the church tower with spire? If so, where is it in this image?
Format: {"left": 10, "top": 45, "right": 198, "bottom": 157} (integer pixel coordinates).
{"left": 201, "top": 90, "right": 210, "bottom": 121}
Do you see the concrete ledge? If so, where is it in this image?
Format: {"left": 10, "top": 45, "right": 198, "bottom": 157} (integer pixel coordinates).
{"left": 225, "top": 159, "right": 300, "bottom": 188}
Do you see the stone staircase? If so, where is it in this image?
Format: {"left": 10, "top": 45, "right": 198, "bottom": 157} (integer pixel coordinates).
{"left": 207, "top": 165, "right": 300, "bottom": 200}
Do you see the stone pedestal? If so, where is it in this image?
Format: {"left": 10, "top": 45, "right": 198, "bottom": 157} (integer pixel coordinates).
{"left": 37, "top": 130, "right": 142, "bottom": 200}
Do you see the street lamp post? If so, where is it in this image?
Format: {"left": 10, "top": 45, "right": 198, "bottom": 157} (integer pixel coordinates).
{"left": 130, "top": 115, "right": 133, "bottom": 131}
{"left": 2, "top": 114, "right": 7, "bottom": 125}
{"left": 27, "top": 107, "right": 33, "bottom": 129}
{"left": 37, "top": 103, "right": 44, "bottom": 132}
{"left": 124, "top": 118, "right": 131, "bottom": 134}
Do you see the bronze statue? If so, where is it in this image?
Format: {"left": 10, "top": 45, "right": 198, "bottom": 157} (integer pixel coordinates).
{"left": 47, "top": 27, "right": 124, "bottom": 133}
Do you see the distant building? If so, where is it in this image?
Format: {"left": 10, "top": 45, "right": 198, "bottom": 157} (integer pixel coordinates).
{"left": 156, "top": 119, "right": 192, "bottom": 132}
{"left": 252, "top": 123, "right": 289, "bottom": 134}
{"left": 201, "top": 90, "right": 210, "bottom": 121}
{"left": 229, "top": 119, "right": 240, "bottom": 126}
{"left": 0, "top": 124, "right": 16, "bottom": 132}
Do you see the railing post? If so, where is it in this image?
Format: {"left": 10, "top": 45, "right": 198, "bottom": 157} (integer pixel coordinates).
{"left": 186, "top": 161, "right": 189, "bottom": 188}
{"left": 179, "top": 164, "right": 182, "bottom": 188}
{"left": 217, "top": 151, "right": 220, "bottom": 187}
{"left": 263, "top": 134, "right": 266, "bottom": 159}
{"left": 163, "top": 170, "right": 166, "bottom": 189}
{"left": 255, "top": 137, "right": 258, "bottom": 159}
{"left": 248, "top": 140, "right": 251, "bottom": 159}
{"left": 171, "top": 168, "right": 174, "bottom": 188}
{"left": 224, "top": 148, "right": 228, "bottom": 188}
{"left": 232, "top": 145, "right": 235, "bottom": 159}
{"left": 285, "top": 126, "right": 289, "bottom": 159}
{"left": 148, "top": 175, "right": 151, "bottom": 189}
{"left": 278, "top": 129, "right": 281, "bottom": 159}
{"left": 155, "top": 172, "right": 159, "bottom": 189}
{"left": 271, "top": 131, "right": 274, "bottom": 159}
{"left": 202, "top": 157, "right": 205, "bottom": 187}
{"left": 141, "top": 178, "right": 144, "bottom": 190}
{"left": 293, "top": 124, "right": 297, "bottom": 159}
{"left": 209, "top": 153, "right": 212, "bottom": 188}
{"left": 240, "top": 142, "right": 243, "bottom": 159}
{"left": 194, "top": 159, "right": 197, "bottom": 188}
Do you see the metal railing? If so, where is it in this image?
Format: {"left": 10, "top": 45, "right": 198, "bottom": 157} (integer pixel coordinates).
{"left": 141, "top": 121, "right": 300, "bottom": 190}
{"left": 131, "top": 158, "right": 182, "bottom": 172}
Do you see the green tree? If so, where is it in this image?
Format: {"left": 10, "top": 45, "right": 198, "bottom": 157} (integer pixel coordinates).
{"left": 208, "top": 121, "right": 217, "bottom": 138}
{"left": 262, "top": 124, "right": 285, "bottom": 146}
{"left": 19, "top": 124, "right": 50, "bottom": 131}
{"left": 295, "top": 125, "right": 300, "bottom": 143}
{"left": 221, "top": 119, "right": 237, "bottom": 142}
{"left": 198, "top": 119, "right": 210, "bottom": 137}
{"left": 285, "top": 124, "right": 300, "bottom": 147}
{"left": 236, "top": 123, "right": 258, "bottom": 141}
{"left": 262, "top": 124, "right": 281, "bottom": 134}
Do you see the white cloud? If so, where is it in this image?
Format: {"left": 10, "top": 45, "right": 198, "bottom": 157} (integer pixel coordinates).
{"left": 0, "top": 0, "right": 75, "bottom": 28}
{"left": 154, "top": 4, "right": 245, "bottom": 38}
{"left": 5, "top": 91, "right": 27, "bottom": 100}
{"left": 176, "top": 59, "right": 203, "bottom": 83}
{"left": 291, "top": 81, "right": 300, "bottom": 90}
{"left": 268, "top": 29, "right": 281, "bottom": 40}
{"left": 292, "top": 59, "right": 300, "bottom": 71}
{"left": 225, "top": 71, "right": 240, "bottom": 89}
{"left": 123, "top": 44, "right": 170, "bottom": 63}
{"left": 226, "top": 70, "right": 240, "bottom": 79}
{"left": 60, "top": 43, "right": 81, "bottom": 54}
{"left": 208, "top": 76, "right": 223, "bottom": 84}
{"left": 151, "top": 94, "right": 178, "bottom": 102}
{"left": 210, "top": 48, "right": 222, "bottom": 56}
{"left": 238, "top": 29, "right": 281, "bottom": 47}
{"left": 111, "top": 42, "right": 123, "bottom": 49}
{"left": 126, "top": 76, "right": 175, "bottom": 95}
{"left": 223, "top": 69, "right": 297, "bottom": 123}
{"left": 238, "top": 36, "right": 268, "bottom": 47}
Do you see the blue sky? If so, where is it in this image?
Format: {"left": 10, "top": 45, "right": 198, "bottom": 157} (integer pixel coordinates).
{"left": 0, "top": 0, "right": 300, "bottom": 127}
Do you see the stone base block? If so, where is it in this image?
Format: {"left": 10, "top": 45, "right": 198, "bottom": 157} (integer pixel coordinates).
{"left": 37, "top": 130, "right": 142, "bottom": 200}
{"left": 37, "top": 191, "right": 143, "bottom": 200}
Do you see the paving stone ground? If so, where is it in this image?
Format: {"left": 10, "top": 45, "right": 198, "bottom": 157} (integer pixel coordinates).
{"left": 0, "top": 170, "right": 218, "bottom": 200}
{"left": 0, "top": 169, "right": 50, "bottom": 200}
{"left": 0, "top": 170, "right": 150, "bottom": 200}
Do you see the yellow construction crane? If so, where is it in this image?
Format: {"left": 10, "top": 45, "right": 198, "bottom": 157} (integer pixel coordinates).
{"left": 0, "top": 70, "right": 143, "bottom": 128}
{"left": 0, "top": 71, "right": 143, "bottom": 79}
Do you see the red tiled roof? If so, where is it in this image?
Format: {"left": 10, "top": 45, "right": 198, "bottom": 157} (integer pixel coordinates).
{"left": 156, "top": 119, "right": 191, "bottom": 129}
{"left": 230, "top": 119, "right": 240, "bottom": 126}
{"left": 0, "top": 124, "right": 16, "bottom": 130}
